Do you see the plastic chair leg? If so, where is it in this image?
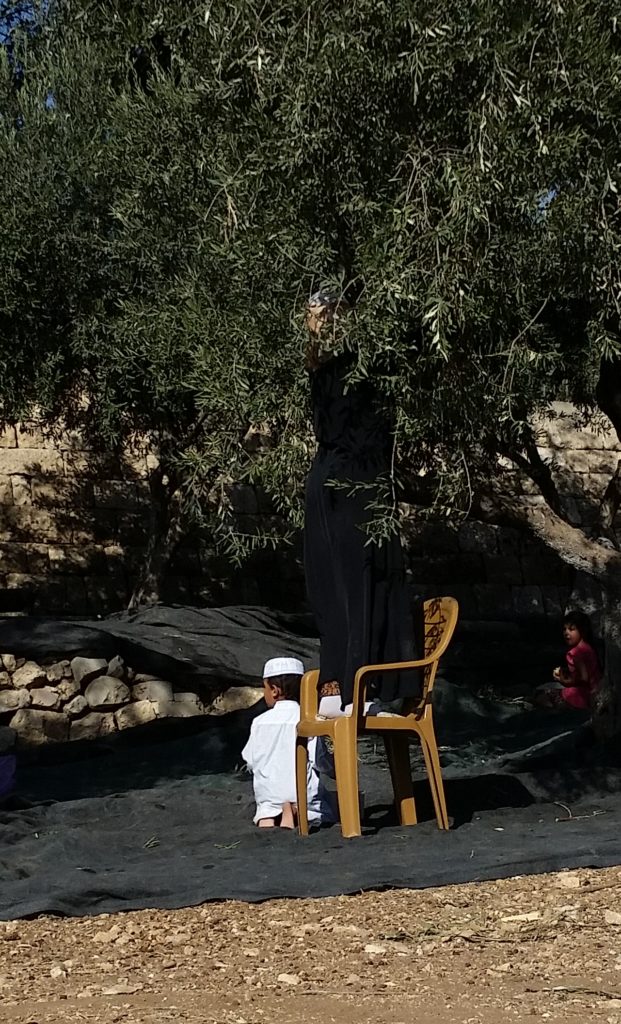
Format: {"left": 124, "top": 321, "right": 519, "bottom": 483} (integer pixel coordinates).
{"left": 333, "top": 719, "right": 361, "bottom": 838}
{"left": 295, "top": 737, "right": 310, "bottom": 836}
{"left": 383, "top": 734, "right": 417, "bottom": 826}
{"left": 419, "top": 727, "right": 449, "bottom": 830}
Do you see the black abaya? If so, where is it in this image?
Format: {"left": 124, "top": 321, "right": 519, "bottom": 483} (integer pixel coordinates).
{"left": 304, "top": 354, "right": 420, "bottom": 708}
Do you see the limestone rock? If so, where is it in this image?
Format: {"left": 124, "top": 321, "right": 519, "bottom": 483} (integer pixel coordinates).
{"left": 0, "top": 672, "right": 11, "bottom": 690}
{"left": 1, "top": 654, "right": 17, "bottom": 674}
{"left": 115, "top": 700, "right": 157, "bottom": 730}
{"left": 0, "top": 689, "right": 29, "bottom": 714}
{"left": 205, "top": 686, "right": 264, "bottom": 716}
{"left": 173, "top": 692, "right": 204, "bottom": 713}
{"left": 132, "top": 678, "right": 173, "bottom": 703}
{"left": 107, "top": 655, "right": 125, "bottom": 680}
{"left": 70, "top": 712, "right": 116, "bottom": 742}
{"left": 57, "top": 677, "right": 80, "bottom": 703}
{"left": 85, "top": 676, "right": 130, "bottom": 710}
{"left": 154, "top": 700, "right": 201, "bottom": 719}
{"left": 30, "top": 686, "right": 61, "bottom": 711}
{"left": 0, "top": 726, "right": 16, "bottom": 753}
{"left": 65, "top": 695, "right": 88, "bottom": 718}
{"left": 46, "top": 662, "right": 69, "bottom": 684}
{"left": 70, "top": 656, "right": 108, "bottom": 687}
{"left": 12, "top": 661, "right": 47, "bottom": 690}
{"left": 10, "top": 709, "right": 69, "bottom": 745}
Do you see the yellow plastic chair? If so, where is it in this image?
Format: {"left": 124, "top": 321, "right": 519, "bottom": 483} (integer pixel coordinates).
{"left": 296, "top": 596, "right": 459, "bottom": 838}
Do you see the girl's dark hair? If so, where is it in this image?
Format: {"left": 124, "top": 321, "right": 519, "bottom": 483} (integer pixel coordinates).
{"left": 268, "top": 674, "right": 302, "bottom": 701}
{"left": 563, "top": 609, "right": 595, "bottom": 645}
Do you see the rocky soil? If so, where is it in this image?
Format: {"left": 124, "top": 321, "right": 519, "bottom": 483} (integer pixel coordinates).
{"left": 1, "top": 866, "right": 621, "bottom": 1024}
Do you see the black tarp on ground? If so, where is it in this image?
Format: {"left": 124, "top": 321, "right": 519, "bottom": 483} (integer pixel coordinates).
{"left": 1, "top": 676, "right": 621, "bottom": 920}
{"left": 1, "top": 606, "right": 621, "bottom": 921}
{"left": 0, "top": 606, "right": 322, "bottom": 690}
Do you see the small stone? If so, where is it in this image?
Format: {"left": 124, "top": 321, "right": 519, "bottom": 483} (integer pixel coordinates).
{"left": 50, "top": 965, "right": 66, "bottom": 979}
{"left": 46, "top": 662, "right": 67, "bottom": 683}
{"left": 0, "top": 672, "right": 11, "bottom": 690}
{"left": 70, "top": 712, "right": 116, "bottom": 742}
{"left": 57, "top": 677, "right": 80, "bottom": 703}
{"left": 205, "top": 686, "right": 264, "bottom": 716}
{"left": 1, "top": 655, "right": 17, "bottom": 674}
{"left": 10, "top": 709, "right": 69, "bottom": 745}
{"left": 84, "top": 677, "right": 130, "bottom": 710}
{"left": 132, "top": 678, "right": 173, "bottom": 703}
{"left": 70, "top": 656, "right": 108, "bottom": 687}
{"left": 364, "top": 944, "right": 386, "bottom": 955}
{"left": 30, "top": 686, "right": 61, "bottom": 711}
{"left": 277, "top": 973, "right": 300, "bottom": 986}
{"left": 107, "top": 655, "right": 125, "bottom": 680}
{"left": 172, "top": 692, "right": 203, "bottom": 712}
{"left": 0, "top": 690, "right": 28, "bottom": 714}
{"left": 12, "top": 661, "right": 47, "bottom": 690}
{"left": 500, "top": 911, "right": 540, "bottom": 923}
{"left": 605, "top": 910, "right": 621, "bottom": 926}
{"left": 65, "top": 695, "right": 88, "bottom": 718}
{"left": 101, "top": 983, "right": 143, "bottom": 996}
{"left": 555, "top": 872, "right": 582, "bottom": 889}
{"left": 93, "top": 925, "right": 121, "bottom": 943}
{"left": 115, "top": 701, "right": 157, "bottom": 730}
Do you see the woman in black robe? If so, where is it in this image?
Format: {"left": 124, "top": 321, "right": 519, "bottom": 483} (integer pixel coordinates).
{"left": 304, "top": 294, "right": 420, "bottom": 713}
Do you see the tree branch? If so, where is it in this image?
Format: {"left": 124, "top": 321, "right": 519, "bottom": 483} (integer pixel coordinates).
{"left": 478, "top": 488, "right": 621, "bottom": 584}
{"left": 498, "top": 436, "right": 563, "bottom": 516}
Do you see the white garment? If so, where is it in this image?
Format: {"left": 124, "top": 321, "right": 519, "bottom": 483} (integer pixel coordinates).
{"left": 318, "top": 695, "right": 376, "bottom": 718}
{"left": 307, "top": 737, "right": 338, "bottom": 825}
{"left": 242, "top": 701, "right": 334, "bottom": 825}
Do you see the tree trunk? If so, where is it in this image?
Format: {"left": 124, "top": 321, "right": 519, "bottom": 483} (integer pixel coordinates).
{"left": 128, "top": 465, "right": 181, "bottom": 610}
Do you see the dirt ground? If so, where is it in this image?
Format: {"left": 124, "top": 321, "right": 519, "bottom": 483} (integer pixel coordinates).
{"left": 2, "top": 866, "right": 621, "bottom": 1024}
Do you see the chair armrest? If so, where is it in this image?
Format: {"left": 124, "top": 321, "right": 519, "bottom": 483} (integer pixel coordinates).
{"left": 356, "top": 654, "right": 441, "bottom": 679}
{"left": 300, "top": 669, "right": 320, "bottom": 720}
{"left": 351, "top": 655, "right": 441, "bottom": 716}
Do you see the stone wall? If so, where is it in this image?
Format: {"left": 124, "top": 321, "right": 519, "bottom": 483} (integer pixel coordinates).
{"left": 0, "top": 651, "right": 263, "bottom": 749}
{"left": 0, "top": 424, "right": 303, "bottom": 614}
{"left": 0, "top": 403, "right": 619, "bottom": 627}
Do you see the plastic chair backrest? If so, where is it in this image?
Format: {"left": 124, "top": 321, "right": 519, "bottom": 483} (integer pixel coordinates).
{"left": 420, "top": 596, "right": 459, "bottom": 704}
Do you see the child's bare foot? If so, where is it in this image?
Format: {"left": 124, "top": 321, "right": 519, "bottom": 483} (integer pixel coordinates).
{"left": 257, "top": 817, "right": 276, "bottom": 828}
{"left": 280, "top": 802, "right": 297, "bottom": 830}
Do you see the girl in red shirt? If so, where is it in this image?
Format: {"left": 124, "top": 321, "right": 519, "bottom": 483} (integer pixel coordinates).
{"left": 552, "top": 611, "right": 601, "bottom": 710}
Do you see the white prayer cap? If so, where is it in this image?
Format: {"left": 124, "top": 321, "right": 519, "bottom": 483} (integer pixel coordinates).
{"left": 263, "top": 657, "right": 304, "bottom": 678}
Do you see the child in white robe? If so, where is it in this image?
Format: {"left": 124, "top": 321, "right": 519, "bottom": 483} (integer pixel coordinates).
{"left": 242, "top": 657, "right": 336, "bottom": 829}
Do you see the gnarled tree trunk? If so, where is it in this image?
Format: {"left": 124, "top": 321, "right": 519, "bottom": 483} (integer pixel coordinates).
{"left": 128, "top": 464, "right": 182, "bottom": 609}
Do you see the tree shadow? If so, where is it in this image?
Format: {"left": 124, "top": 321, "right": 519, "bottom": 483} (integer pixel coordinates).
{"left": 364, "top": 773, "right": 536, "bottom": 831}
{"left": 0, "top": 429, "right": 303, "bottom": 616}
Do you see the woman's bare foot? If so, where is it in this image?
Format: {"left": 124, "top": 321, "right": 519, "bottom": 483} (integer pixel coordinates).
{"left": 280, "top": 802, "right": 297, "bottom": 830}
{"left": 257, "top": 817, "right": 276, "bottom": 828}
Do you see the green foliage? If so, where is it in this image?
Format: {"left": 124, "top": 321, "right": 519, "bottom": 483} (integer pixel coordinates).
{"left": 1, "top": 0, "right": 620, "bottom": 560}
